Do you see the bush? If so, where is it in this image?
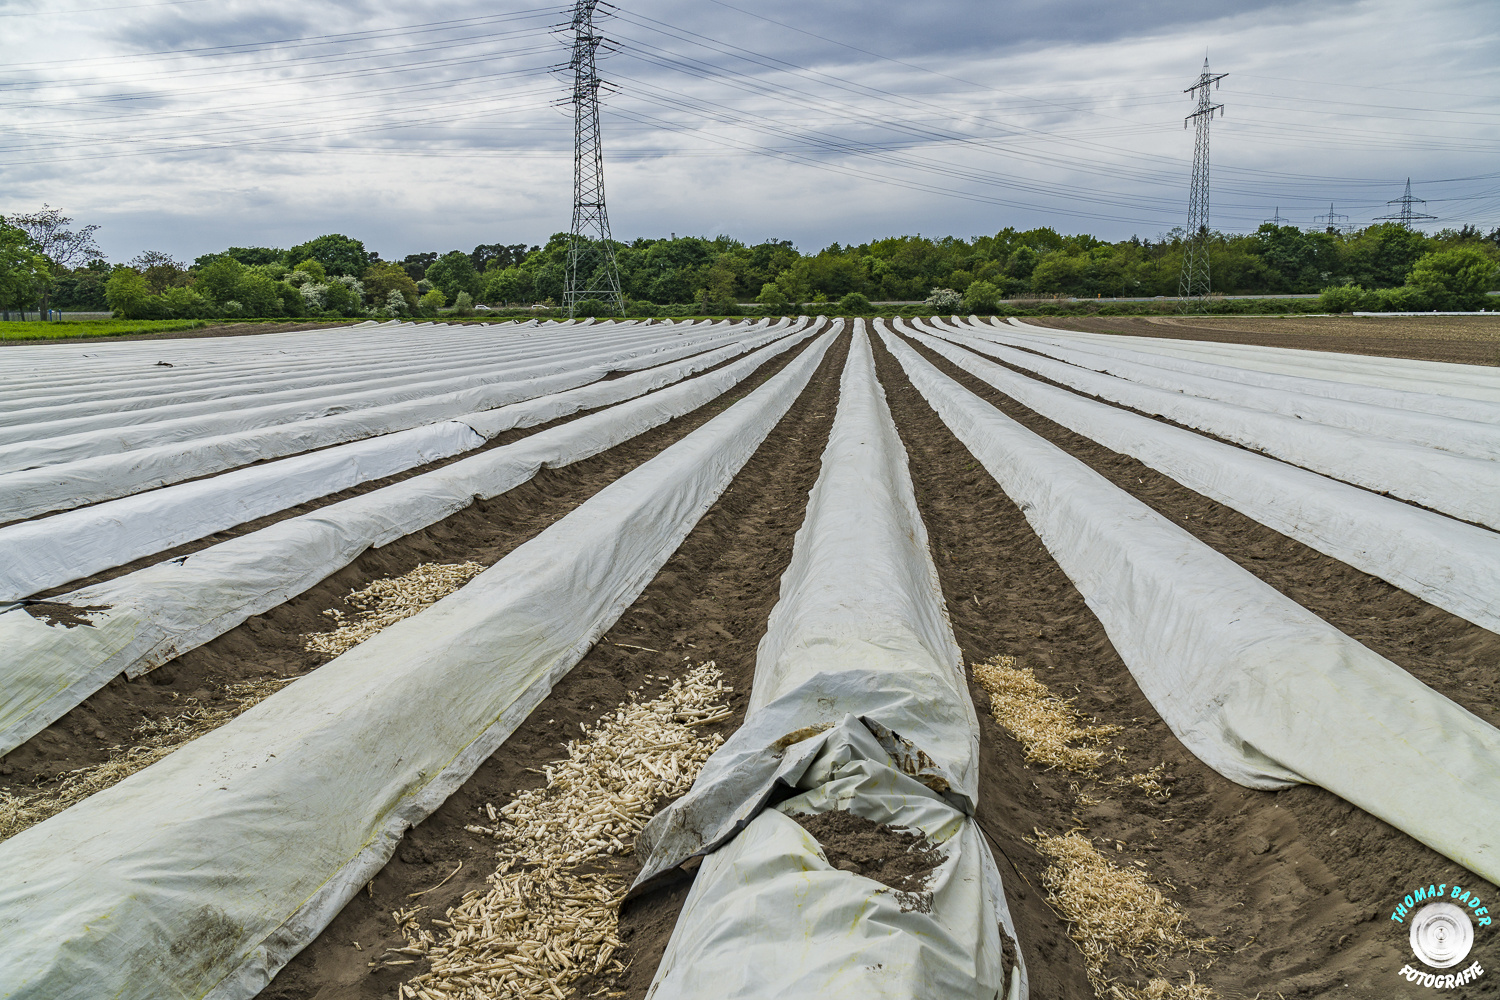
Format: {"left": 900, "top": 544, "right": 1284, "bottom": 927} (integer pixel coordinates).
{"left": 105, "top": 268, "right": 153, "bottom": 318}
{"left": 572, "top": 297, "right": 620, "bottom": 318}
{"left": 300, "top": 283, "right": 328, "bottom": 312}
{"left": 837, "top": 292, "right": 873, "bottom": 315}
{"left": 383, "top": 290, "right": 410, "bottom": 318}
{"left": 1408, "top": 246, "right": 1498, "bottom": 310}
{"left": 961, "top": 280, "right": 1002, "bottom": 314}
{"left": 1369, "top": 284, "right": 1432, "bottom": 312}
{"left": 1318, "top": 284, "right": 1367, "bottom": 313}
{"left": 627, "top": 299, "right": 660, "bottom": 317}
{"left": 925, "top": 287, "right": 962, "bottom": 311}
{"left": 159, "top": 286, "right": 211, "bottom": 319}
{"left": 452, "top": 291, "right": 475, "bottom": 316}
{"left": 756, "top": 281, "right": 789, "bottom": 312}
{"left": 324, "top": 280, "right": 362, "bottom": 317}
{"left": 418, "top": 289, "right": 446, "bottom": 315}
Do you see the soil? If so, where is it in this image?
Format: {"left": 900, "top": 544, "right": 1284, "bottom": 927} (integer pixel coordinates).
{"left": 870, "top": 322, "right": 1500, "bottom": 999}
{"left": 0, "top": 321, "right": 369, "bottom": 348}
{"left": 259, "top": 331, "right": 849, "bottom": 1000}
{"left": 12, "top": 318, "right": 1500, "bottom": 999}
{"left": 1025, "top": 314, "right": 1500, "bottom": 366}
{"left": 789, "top": 809, "right": 945, "bottom": 894}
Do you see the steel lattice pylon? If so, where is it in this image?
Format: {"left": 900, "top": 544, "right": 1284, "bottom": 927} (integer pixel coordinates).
{"left": 1375, "top": 178, "right": 1438, "bottom": 229}
{"left": 564, "top": 0, "right": 624, "bottom": 317}
{"left": 1178, "top": 58, "right": 1226, "bottom": 312}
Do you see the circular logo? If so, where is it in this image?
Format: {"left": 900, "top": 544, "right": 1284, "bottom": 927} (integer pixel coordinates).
{"left": 1410, "top": 902, "right": 1474, "bottom": 970}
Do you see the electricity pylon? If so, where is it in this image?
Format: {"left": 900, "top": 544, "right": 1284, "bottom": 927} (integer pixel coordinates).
{"left": 1178, "top": 57, "right": 1226, "bottom": 312}
{"left": 1375, "top": 178, "right": 1438, "bottom": 229}
{"left": 563, "top": 0, "right": 624, "bottom": 318}
{"left": 1263, "top": 207, "right": 1290, "bottom": 227}
{"left": 1314, "top": 203, "right": 1352, "bottom": 235}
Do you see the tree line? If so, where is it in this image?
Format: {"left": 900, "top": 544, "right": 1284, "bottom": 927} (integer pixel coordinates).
{"left": 4, "top": 207, "right": 1497, "bottom": 320}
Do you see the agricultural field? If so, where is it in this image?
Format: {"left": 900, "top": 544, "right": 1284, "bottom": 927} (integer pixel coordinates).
{"left": 0, "top": 315, "right": 1497, "bottom": 999}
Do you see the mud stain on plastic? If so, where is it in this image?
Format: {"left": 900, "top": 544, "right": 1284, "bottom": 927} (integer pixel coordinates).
{"left": 23, "top": 601, "right": 111, "bottom": 629}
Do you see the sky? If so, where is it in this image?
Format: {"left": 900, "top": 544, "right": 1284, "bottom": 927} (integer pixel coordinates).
{"left": 2, "top": 0, "right": 1497, "bottom": 264}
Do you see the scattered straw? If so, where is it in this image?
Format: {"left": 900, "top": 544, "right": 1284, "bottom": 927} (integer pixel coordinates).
{"left": 1031, "top": 831, "right": 1215, "bottom": 1000}
{"left": 973, "top": 655, "right": 1119, "bottom": 772}
{"left": 392, "top": 660, "right": 732, "bottom": 999}
{"left": 305, "top": 561, "right": 485, "bottom": 656}
{"left": 0, "top": 677, "right": 291, "bottom": 842}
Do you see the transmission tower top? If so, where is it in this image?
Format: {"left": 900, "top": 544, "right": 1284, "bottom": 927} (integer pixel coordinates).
{"left": 1313, "top": 202, "right": 1352, "bottom": 235}
{"left": 1183, "top": 57, "right": 1227, "bottom": 129}
{"left": 562, "top": 0, "right": 625, "bottom": 318}
{"left": 1375, "top": 178, "right": 1438, "bottom": 229}
{"left": 1263, "top": 207, "right": 1290, "bottom": 227}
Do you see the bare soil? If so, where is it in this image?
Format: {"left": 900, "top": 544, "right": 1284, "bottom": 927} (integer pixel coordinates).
{"left": 0, "top": 321, "right": 367, "bottom": 348}
{"left": 790, "top": 809, "right": 946, "bottom": 893}
{"left": 1027, "top": 314, "right": 1500, "bottom": 366}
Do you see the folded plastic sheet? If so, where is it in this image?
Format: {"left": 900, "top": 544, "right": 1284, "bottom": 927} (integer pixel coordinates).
{"left": 939, "top": 319, "right": 1500, "bottom": 462}
{"left": 1003, "top": 318, "right": 1500, "bottom": 404}
{"left": 882, "top": 326, "right": 1500, "bottom": 885}
{"left": 988, "top": 318, "right": 1500, "bottom": 425}
{"left": 0, "top": 319, "right": 804, "bottom": 522}
{"left": 920, "top": 322, "right": 1500, "bottom": 531}
{"left": 636, "top": 327, "right": 1021, "bottom": 1000}
{"left": 903, "top": 326, "right": 1500, "bottom": 635}
{"left": 0, "top": 325, "right": 831, "bottom": 758}
{"left": 0, "top": 324, "right": 837, "bottom": 1000}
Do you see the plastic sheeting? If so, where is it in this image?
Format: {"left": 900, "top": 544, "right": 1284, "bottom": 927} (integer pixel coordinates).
{"left": 881, "top": 326, "right": 1500, "bottom": 887}
{"left": 922, "top": 322, "right": 1500, "bottom": 532}
{"left": 0, "top": 320, "right": 756, "bottom": 471}
{"left": 903, "top": 326, "right": 1500, "bottom": 636}
{"left": 0, "top": 319, "right": 805, "bottom": 522}
{"left": 0, "top": 325, "right": 831, "bottom": 758}
{"left": 943, "top": 319, "right": 1500, "bottom": 463}
{"left": 1004, "top": 318, "right": 1500, "bottom": 404}
{"left": 0, "top": 323, "right": 837, "bottom": 1000}
{"left": 635, "top": 327, "right": 1022, "bottom": 1000}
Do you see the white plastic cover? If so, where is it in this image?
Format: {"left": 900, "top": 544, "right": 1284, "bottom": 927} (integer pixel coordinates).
{"left": 0, "top": 320, "right": 804, "bottom": 523}
{"left": 0, "top": 324, "right": 837, "bottom": 1000}
{"left": 903, "top": 326, "right": 1500, "bottom": 636}
{"left": 636, "top": 327, "right": 1021, "bottom": 1000}
{"left": 1004, "top": 318, "right": 1500, "bottom": 404}
{"left": 943, "top": 319, "right": 1500, "bottom": 462}
{"left": 881, "top": 327, "right": 1500, "bottom": 886}
{"left": 922, "top": 322, "right": 1500, "bottom": 532}
{"left": 0, "top": 325, "right": 830, "bottom": 757}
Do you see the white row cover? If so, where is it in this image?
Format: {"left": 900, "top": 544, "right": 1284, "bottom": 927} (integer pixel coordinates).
{"left": 0, "top": 325, "right": 831, "bottom": 758}
{"left": 637, "top": 328, "right": 1020, "bottom": 1000}
{"left": 946, "top": 320, "right": 1500, "bottom": 463}
{"left": 0, "top": 325, "right": 838, "bottom": 1000}
{"left": 1004, "top": 318, "right": 1500, "bottom": 404}
{"left": 996, "top": 318, "right": 1500, "bottom": 425}
{"left": 0, "top": 320, "right": 805, "bottom": 523}
{"left": 926, "top": 322, "right": 1500, "bottom": 532}
{"left": 905, "top": 327, "right": 1500, "bottom": 636}
{"left": 881, "top": 327, "right": 1500, "bottom": 886}
{"left": 0, "top": 320, "right": 750, "bottom": 458}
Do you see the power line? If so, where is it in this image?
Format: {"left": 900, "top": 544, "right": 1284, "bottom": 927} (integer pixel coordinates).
{"left": 1374, "top": 177, "right": 1439, "bottom": 228}
{"left": 1180, "top": 58, "right": 1226, "bottom": 311}
{"left": 1313, "top": 203, "right": 1353, "bottom": 234}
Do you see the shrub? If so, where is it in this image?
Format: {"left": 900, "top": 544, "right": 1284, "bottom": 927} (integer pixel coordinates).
{"left": 452, "top": 291, "right": 475, "bottom": 316}
{"left": 105, "top": 268, "right": 153, "bottom": 318}
{"left": 756, "top": 281, "right": 789, "bottom": 312}
{"left": 384, "top": 290, "right": 410, "bottom": 317}
{"left": 962, "top": 280, "right": 1003, "bottom": 314}
{"left": 1318, "top": 284, "right": 1367, "bottom": 313}
{"left": 627, "top": 299, "right": 660, "bottom": 317}
{"left": 324, "top": 280, "right": 362, "bottom": 317}
{"left": 925, "top": 287, "right": 962, "bottom": 311}
{"left": 1407, "top": 246, "right": 1498, "bottom": 311}
{"left": 418, "top": 289, "right": 446, "bottom": 315}
{"left": 159, "top": 286, "right": 211, "bottom": 319}
{"left": 300, "top": 283, "right": 329, "bottom": 311}
{"left": 837, "top": 292, "right": 873, "bottom": 315}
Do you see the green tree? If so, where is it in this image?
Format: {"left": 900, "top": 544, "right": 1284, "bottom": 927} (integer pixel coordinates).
{"left": 291, "top": 258, "right": 328, "bottom": 283}
{"left": 756, "top": 281, "right": 789, "bottom": 312}
{"left": 836, "top": 291, "right": 873, "bottom": 314}
{"left": 418, "top": 288, "right": 446, "bottom": 315}
{"left": 452, "top": 291, "right": 475, "bottom": 316}
{"left": 482, "top": 266, "right": 535, "bottom": 305}
{"left": 286, "top": 234, "right": 372, "bottom": 277}
{"left": 194, "top": 256, "right": 246, "bottom": 306}
{"left": 363, "top": 261, "right": 419, "bottom": 306}
{"left": 424, "top": 251, "right": 481, "bottom": 303}
{"left": 104, "top": 267, "right": 153, "bottom": 318}
{"left": 1318, "top": 284, "right": 1368, "bottom": 313}
{"left": 324, "top": 280, "right": 362, "bottom": 317}
{"left": 961, "top": 280, "right": 1003, "bottom": 314}
{"left": 1406, "top": 246, "right": 1498, "bottom": 310}
{"left": 0, "top": 223, "right": 52, "bottom": 311}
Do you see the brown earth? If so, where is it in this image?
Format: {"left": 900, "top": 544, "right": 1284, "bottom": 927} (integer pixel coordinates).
{"left": 873, "top": 322, "right": 1500, "bottom": 999}
{"left": 789, "top": 809, "right": 946, "bottom": 893}
{"left": 260, "top": 331, "right": 849, "bottom": 1000}
{"left": 1025, "top": 314, "right": 1500, "bottom": 366}
{"left": 10, "top": 320, "right": 1500, "bottom": 1000}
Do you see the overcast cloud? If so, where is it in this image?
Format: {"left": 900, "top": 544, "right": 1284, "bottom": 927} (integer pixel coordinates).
{"left": 1, "top": 0, "right": 1496, "bottom": 262}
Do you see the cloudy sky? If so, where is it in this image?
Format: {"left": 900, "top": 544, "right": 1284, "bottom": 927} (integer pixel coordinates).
{"left": 2, "top": 0, "right": 1497, "bottom": 263}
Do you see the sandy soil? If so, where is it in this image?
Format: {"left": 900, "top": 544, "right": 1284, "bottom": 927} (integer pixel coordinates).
{"left": 8, "top": 320, "right": 1499, "bottom": 999}
{"left": 1026, "top": 315, "right": 1500, "bottom": 366}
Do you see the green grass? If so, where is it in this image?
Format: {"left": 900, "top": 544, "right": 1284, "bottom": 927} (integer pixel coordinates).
{"left": 0, "top": 319, "right": 211, "bottom": 341}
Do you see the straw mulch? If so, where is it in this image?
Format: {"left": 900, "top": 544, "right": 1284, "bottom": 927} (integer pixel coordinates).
{"left": 306, "top": 561, "right": 486, "bottom": 657}
{"left": 972, "top": 654, "right": 1120, "bottom": 772}
{"left": 390, "top": 660, "right": 732, "bottom": 1000}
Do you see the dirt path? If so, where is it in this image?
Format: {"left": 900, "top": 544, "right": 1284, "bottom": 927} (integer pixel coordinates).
{"left": 261, "top": 332, "right": 849, "bottom": 1000}
{"left": 1025, "top": 315, "right": 1500, "bottom": 367}
{"left": 0, "top": 334, "right": 823, "bottom": 821}
{"left": 874, "top": 322, "right": 1500, "bottom": 998}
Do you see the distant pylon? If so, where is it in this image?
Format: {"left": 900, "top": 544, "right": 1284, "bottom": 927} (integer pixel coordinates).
{"left": 1313, "top": 202, "right": 1352, "bottom": 235}
{"left": 1263, "top": 207, "right": 1290, "bottom": 227}
{"left": 1375, "top": 178, "right": 1438, "bottom": 229}
{"left": 563, "top": 0, "right": 624, "bottom": 318}
{"left": 1178, "top": 57, "right": 1226, "bottom": 312}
